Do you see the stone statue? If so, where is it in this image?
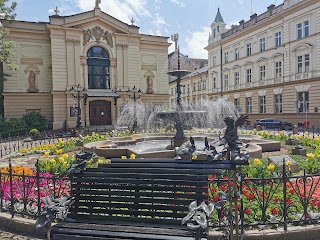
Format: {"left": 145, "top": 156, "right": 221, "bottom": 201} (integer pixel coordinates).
{"left": 27, "top": 70, "right": 39, "bottom": 93}
{"left": 146, "top": 75, "right": 154, "bottom": 94}
{"left": 95, "top": 0, "right": 101, "bottom": 8}
{"left": 223, "top": 115, "right": 248, "bottom": 150}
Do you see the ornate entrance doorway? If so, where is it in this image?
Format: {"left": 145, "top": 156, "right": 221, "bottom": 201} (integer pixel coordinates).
{"left": 89, "top": 100, "right": 112, "bottom": 126}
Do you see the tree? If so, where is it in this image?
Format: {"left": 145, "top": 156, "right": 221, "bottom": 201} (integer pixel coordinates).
{"left": 0, "top": 0, "right": 17, "bottom": 117}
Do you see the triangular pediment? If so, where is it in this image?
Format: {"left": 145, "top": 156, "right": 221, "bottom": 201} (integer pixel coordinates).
{"left": 50, "top": 9, "right": 138, "bottom": 35}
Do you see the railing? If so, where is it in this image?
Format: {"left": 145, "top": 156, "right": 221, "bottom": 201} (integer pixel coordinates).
{"left": 0, "top": 159, "right": 71, "bottom": 218}
{"left": 209, "top": 160, "right": 320, "bottom": 233}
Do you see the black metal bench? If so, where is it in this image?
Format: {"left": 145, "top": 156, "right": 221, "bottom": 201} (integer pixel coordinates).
{"left": 50, "top": 158, "right": 228, "bottom": 240}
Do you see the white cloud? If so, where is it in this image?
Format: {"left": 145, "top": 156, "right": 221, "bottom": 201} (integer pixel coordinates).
{"left": 169, "top": 0, "right": 185, "bottom": 7}
{"left": 76, "top": 0, "right": 150, "bottom": 24}
{"left": 152, "top": 13, "right": 167, "bottom": 27}
{"left": 185, "top": 26, "right": 210, "bottom": 59}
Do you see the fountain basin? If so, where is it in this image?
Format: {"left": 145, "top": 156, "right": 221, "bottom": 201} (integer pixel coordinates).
{"left": 84, "top": 133, "right": 278, "bottom": 159}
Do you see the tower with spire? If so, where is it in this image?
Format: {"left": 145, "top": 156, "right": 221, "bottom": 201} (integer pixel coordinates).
{"left": 209, "top": 8, "right": 227, "bottom": 44}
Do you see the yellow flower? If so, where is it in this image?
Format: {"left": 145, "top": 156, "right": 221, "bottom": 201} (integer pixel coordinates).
{"left": 62, "top": 154, "right": 69, "bottom": 160}
{"left": 58, "top": 157, "right": 64, "bottom": 162}
{"left": 44, "top": 152, "right": 50, "bottom": 157}
{"left": 50, "top": 159, "right": 56, "bottom": 163}
{"left": 253, "top": 158, "right": 263, "bottom": 166}
{"left": 130, "top": 154, "right": 136, "bottom": 159}
{"left": 307, "top": 153, "right": 316, "bottom": 160}
{"left": 121, "top": 156, "right": 127, "bottom": 159}
{"left": 98, "top": 159, "right": 104, "bottom": 164}
{"left": 58, "top": 138, "right": 63, "bottom": 143}
{"left": 105, "top": 159, "right": 111, "bottom": 164}
{"left": 92, "top": 132, "right": 95, "bottom": 136}
{"left": 267, "top": 163, "right": 275, "bottom": 172}
{"left": 192, "top": 155, "right": 198, "bottom": 160}
{"left": 286, "top": 160, "right": 292, "bottom": 166}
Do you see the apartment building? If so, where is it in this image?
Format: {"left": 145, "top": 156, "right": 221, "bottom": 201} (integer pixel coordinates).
{"left": 206, "top": 0, "right": 320, "bottom": 127}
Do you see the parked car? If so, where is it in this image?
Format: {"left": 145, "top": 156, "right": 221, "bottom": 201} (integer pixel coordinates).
{"left": 254, "top": 118, "right": 293, "bottom": 130}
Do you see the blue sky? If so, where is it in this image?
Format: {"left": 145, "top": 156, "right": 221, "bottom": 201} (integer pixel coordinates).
{"left": 14, "top": 0, "right": 279, "bottom": 58}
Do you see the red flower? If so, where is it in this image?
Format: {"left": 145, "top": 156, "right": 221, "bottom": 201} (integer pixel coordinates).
{"left": 213, "top": 195, "right": 219, "bottom": 202}
{"left": 208, "top": 175, "right": 215, "bottom": 181}
{"left": 270, "top": 208, "right": 278, "bottom": 215}
{"left": 273, "top": 197, "right": 280, "bottom": 203}
{"left": 244, "top": 209, "right": 251, "bottom": 215}
{"left": 289, "top": 189, "right": 295, "bottom": 194}
{"left": 211, "top": 187, "right": 217, "bottom": 193}
{"left": 287, "top": 199, "right": 293, "bottom": 205}
{"left": 247, "top": 194, "right": 254, "bottom": 200}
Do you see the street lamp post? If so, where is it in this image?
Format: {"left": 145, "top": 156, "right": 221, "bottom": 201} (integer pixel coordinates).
{"left": 70, "top": 84, "right": 87, "bottom": 129}
{"left": 127, "top": 86, "right": 141, "bottom": 132}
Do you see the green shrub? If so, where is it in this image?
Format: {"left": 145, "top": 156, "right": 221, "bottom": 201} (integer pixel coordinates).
{"left": 29, "top": 128, "right": 40, "bottom": 136}
{"left": 22, "top": 112, "right": 47, "bottom": 129}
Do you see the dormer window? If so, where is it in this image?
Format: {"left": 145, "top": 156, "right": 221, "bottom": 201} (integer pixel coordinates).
{"left": 213, "top": 29, "right": 216, "bottom": 38}
{"left": 217, "top": 26, "right": 220, "bottom": 32}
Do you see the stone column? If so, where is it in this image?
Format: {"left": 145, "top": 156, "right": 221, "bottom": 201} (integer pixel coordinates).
{"left": 110, "top": 58, "right": 117, "bottom": 90}
{"left": 123, "top": 44, "right": 129, "bottom": 89}
{"left": 116, "top": 44, "right": 123, "bottom": 90}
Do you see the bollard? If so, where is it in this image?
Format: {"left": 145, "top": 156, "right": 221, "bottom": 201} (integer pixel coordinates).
{"left": 292, "top": 125, "right": 298, "bottom": 135}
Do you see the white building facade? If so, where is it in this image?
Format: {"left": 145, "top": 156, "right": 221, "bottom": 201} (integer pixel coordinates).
{"left": 206, "top": 0, "right": 320, "bottom": 127}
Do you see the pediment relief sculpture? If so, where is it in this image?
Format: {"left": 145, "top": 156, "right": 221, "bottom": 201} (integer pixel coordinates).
{"left": 83, "top": 26, "right": 114, "bottom": 48}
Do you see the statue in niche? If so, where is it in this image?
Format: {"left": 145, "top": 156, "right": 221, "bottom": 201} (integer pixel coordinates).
{"left": 27, "top": 70, "right": 39, "bottom": 93}
{"left": 146, "top": 75, "right": 154, "bottom": 94}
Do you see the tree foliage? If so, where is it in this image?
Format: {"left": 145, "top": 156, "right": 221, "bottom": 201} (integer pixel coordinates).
{"left": 0, "top": 0, "right": 17, "bottom": 74}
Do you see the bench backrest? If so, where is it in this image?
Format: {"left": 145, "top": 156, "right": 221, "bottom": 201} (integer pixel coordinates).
{"left": 69, "top": 158, "right": 223, "bottom": 225}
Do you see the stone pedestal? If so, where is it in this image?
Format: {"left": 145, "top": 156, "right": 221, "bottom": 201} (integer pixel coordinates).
{"left": 285, "top": 138, "right": 299, "bottom": 145}
{"left": 268, "top": 155, "right": 299, "bottom": 173}
{"left": 292, "top": 145, "right": 306, "bottom": 156}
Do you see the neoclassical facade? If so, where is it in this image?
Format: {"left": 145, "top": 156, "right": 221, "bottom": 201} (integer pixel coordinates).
{"left": 2, "top": 4, "right": 170, "bottom": 129}
{"left": 206, "top": 0, "right": 320, "bottom": 127}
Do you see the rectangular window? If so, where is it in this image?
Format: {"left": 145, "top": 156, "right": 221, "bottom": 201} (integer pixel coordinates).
{"left": 193, "top": 83, "right": 196, "bottom": 91}
{"left": 275, "top": 94, "right": 282, "bottom": 113}
{"left": 224, "top": 75, "right": 229, "bottom": 90}
{"left": 235, "top": 48, "right": 239, "bottom": 60}
{"left": 275, "top": 32, "right": 282, "bottom": 47}
{"left": 297, "top": 54, "right": 310, "bottom": 73}
{"left": 297, "top": 23, "right": 303, "bottom": 39}
{"left": 305, "top": 54, "right": 310, "bottom": 72}
{"left": 224, "top": 52, "right": 229, "bottom": 63}
{"left": 275, "top": 61, "right": 282, "bottom": 78}
{"left": 260, "top": 65, "right": 266, "bottom": 81}
{"left": 246, "top": 43, "right": 252, "bottom": 56}
{"left": 234, "top": 98, "right": 240, "bottom": 111}
{"left": 259, "top": 38, "right": 266, "bottom": 52}
{"left": 198, "top": 81, "right": 201, "bottom": 91}
{"left": 246, "top": 97, "right": 252, "bottom": 114}
{"left": 246, "top": 69, "right": 252, "bottom": 83}
{"left": 213, "top": 56, "right": 216, "bottom": 67}
{"left": 298, "top": 56, "right": 303, "bottom": 73}
{"left": 234, "top": 72, "right": 240, "bottom": 85}
{"left": 304, "top": 20, "right": 309, "bottom": 37}
{"left": 171, "top": 88, "right": 174, "bottom": 96}
{"left": 259, "top": 96, "right": 266, "bottom": 113}
{"left": 182, "top": 85, "right": 185, "bottom": 94}
{"left": 298, "top": 92, "right": 309, "bottom": 113}
{"left": 202, "top": 80, "right": 206, "bottom": 90}
{"left": 187, "top": 84, "right": 190, "bottom": 93}
{"left": 213, "top": 77, "right": 216, "bottom": 89}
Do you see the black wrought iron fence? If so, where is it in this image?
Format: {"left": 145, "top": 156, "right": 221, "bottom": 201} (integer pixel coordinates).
{"left": 209, "top": 160, "right": 320, "bottom": 234}
{"left": 0, "top": 159, "right": 71, "bottom": 218}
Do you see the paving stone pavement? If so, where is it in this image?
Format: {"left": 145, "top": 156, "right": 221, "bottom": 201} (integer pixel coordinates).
{"left": 0, "top": 230, "right": 43, "bottom": 240}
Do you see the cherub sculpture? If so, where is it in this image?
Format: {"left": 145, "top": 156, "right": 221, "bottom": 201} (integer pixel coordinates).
{"left": 223, "top": 115, "right": 248, "bottom": 150}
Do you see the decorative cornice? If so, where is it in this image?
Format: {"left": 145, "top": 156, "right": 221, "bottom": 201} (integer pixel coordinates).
{"left": 66, "top": 39, "right": 81, "bottom": 45}
{"left": 141, "top": 65, "right": 157, "bottom": 71}
{"left": 21, "top": 57, "right": 43, "bottom": 65}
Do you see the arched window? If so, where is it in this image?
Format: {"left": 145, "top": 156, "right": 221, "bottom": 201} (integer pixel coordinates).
{"left": 87, "top": 46, "right": 110, "bottom": 89}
